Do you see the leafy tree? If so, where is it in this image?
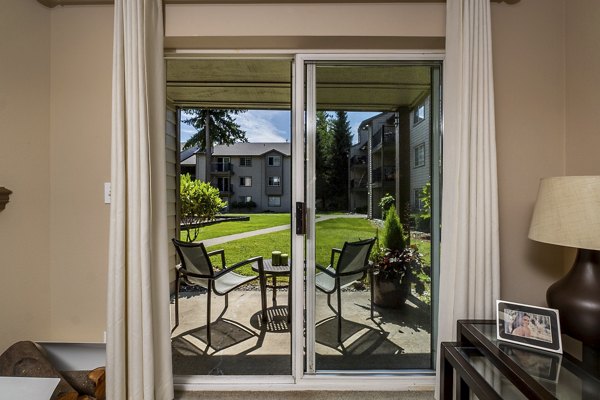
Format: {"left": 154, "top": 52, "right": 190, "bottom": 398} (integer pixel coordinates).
{"left": 415, "top": 182, "right": 431, "bottom": 233}
{"left": 419, "top": 182, "right": 431, "bottom": 218}
{"left": 182, "top": 109, "right": 247, "bottom": 150}
{"left": 328, "top": 111, "right": 353, "bottom": 210}
{"left": 382, "top": 205, "right": 406, "bottom": 251}
{"left": 180, "top": 173, "right": 227, "bottom": 242}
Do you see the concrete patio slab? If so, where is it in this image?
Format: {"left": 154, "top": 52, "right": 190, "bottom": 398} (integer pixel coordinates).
{"left": 171, "top": 288, "right": 431, "bottom": 376}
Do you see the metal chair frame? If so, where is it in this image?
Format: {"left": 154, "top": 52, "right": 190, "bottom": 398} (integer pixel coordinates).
{"left": 315, "top": 237, "right": 376, "bottom": 343}
{"left": 172, "top": 239, "right": 267, "bottom": 346}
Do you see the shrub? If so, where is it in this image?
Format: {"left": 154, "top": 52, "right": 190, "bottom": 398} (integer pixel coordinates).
{"left": 418, "top": 183, "right": 431, "bottom": 232}
{"left": 412, "top": 213, "right": 431, "bottom": 234}
{"left": 180, "top": 174, "right": 227, "bottom": 241}
{"left": 382, "top": 205, "right": 406, "bottom": 251}
{"left": 378, "top": 193, "right": 395, "bottom": 219}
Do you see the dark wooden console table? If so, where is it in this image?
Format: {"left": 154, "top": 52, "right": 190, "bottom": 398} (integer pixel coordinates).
{"left": 441, "top": 320, "right": 600, "bottom": 400}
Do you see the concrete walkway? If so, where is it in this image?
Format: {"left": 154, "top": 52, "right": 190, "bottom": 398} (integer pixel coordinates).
{"left": 202, "top": 214, "right": 367, "bottom": 247}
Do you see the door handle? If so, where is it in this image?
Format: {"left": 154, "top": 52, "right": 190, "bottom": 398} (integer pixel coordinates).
{"left": 295, "top": 201, "right": 306, "bottom": 234}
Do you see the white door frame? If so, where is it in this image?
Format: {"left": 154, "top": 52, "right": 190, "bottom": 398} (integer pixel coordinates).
{"left": 173, "top": 50, "right": 444, "bottom": 393}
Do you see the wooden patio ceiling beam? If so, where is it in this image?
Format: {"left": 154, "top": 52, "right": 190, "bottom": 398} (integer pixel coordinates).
{"left": 38, "top": 0, "right": 519, "bottom": 8}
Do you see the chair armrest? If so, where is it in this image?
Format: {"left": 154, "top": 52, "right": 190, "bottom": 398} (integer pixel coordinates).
{"left": 178, "top": 269, "right": 213, "bottom": 280}
{"left": 337, "top": 264, "right": 370, "bottom": 277}
{"left": 214, "top": 256, "right": 264, "bottom": 279}
{"left": 316, "top": 263, "right": 337, "bottom": 278}
{"left": 330, "top": 248, "right": 342, "bottom": 267}
{"left": 207, "top": 249, "right": 226, "bottom": 269}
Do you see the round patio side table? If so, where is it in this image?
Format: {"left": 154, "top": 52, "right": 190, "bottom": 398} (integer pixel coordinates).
{"left": 252, "top": 258, "right": 291, "bottom": 323}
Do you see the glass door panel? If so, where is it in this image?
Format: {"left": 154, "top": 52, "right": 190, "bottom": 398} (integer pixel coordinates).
{"left": 305, "top": 61, "right": 440, "bottom": 372}
{"left": 170, "top": 58, "right": 294, "bottom": 376}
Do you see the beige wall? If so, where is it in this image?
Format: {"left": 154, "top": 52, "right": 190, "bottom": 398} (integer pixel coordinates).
{"left": 165, "top": 3, "right": 445, "bottom": 38}
{"left": 492, "top": 0, "right": 568, "bottom": 306}
{"left": 0, "top": 0, "right": 52, "bottom": 351}
{"left": 49, "top": 6, "right": 113, "bottom": 342}
{"left": 565, "top": 0, "right": 600, "bottom": 176}
{"left": 492, "top": 0, "right": 600, "bottom": 307}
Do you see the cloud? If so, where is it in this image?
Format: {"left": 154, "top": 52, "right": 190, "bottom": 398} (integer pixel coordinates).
{"left": 234, "top": 111, "right": 289, "bottom": 143}
{"left": 179, "top": 110, "right": 291, "bottom": 143}
{"left": 180, "top": 123, "right": 196, "bottom": 142}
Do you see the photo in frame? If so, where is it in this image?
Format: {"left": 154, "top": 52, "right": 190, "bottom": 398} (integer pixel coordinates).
{"left": 497, "top": 300, "right": 563, "bottom": 354}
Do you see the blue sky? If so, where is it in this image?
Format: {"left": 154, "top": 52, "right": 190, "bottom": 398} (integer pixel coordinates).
{"left": 180, "top": 110, "right": 379, "bottom": 145}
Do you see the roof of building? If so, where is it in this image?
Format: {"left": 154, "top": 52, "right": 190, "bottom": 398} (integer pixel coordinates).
{"left": 180, "top": 145, "right": 199, "bottom": 165}
{"left": 212, "top": 142, "right": 291, "bottom": 157}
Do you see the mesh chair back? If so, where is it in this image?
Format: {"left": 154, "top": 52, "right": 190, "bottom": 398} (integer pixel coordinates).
{"left": 336, "top": 237, "right": 376, "bottom": 275}
{"left": 172, "top": 239, "right": 214, "bottom": 277}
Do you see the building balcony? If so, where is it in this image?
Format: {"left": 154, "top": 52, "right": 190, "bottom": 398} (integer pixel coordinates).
{"left": 217, "top": 184, "right": 234, "bottom": 196}
{"left": 372, "top": 166, "right": 396, "bottom": 184}
{"left": 371, "top": 125, "right": 395, "bottom": 150}
{"left": 211, "top": 162, "right": 234, "bottom": 174}
{"left": 350, "top": 179, "right": 368, "bottom": 190}
{"left": 350, "top": 155, "right": 367, "bottom": 166}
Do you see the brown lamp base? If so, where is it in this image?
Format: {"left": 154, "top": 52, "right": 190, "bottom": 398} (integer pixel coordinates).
{"left": 547, "top": 249, "right": 600, "bottom": 378}
{"left": 547, "top": 249, "right": 600, "bottom": 347}
{"left": 546, "top": 249, "right": 600, "bottom": 348}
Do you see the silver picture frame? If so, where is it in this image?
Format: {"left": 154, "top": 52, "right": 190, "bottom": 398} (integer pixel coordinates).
{"left": 496, "top": 300, "right": 562, "bottom": 354}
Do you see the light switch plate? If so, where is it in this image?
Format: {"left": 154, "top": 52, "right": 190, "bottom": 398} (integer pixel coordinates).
{"left": 104, "top": 182, "right": 111, "bottom": 204}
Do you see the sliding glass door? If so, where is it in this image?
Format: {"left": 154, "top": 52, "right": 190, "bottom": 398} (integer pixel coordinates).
{"left": 300, "top": 59, "right": 442, "bottom": 374}
{"left": 168, "top": 54, "right": 441, "bottom": 383}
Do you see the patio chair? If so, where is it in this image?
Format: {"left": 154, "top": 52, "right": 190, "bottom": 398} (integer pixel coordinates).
{"left": 172, "top": 239, "right": 267, "bottom": 346}
{"left": 315, "top": 237, "right": 376, "bottom": 343}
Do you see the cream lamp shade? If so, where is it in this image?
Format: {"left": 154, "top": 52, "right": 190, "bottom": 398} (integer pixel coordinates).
{"left": 528, "top": 176, "right": 600, "bottom": 251}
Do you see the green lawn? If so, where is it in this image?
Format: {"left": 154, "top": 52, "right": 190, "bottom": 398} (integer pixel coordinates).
{"left": 205, "top": 217, "right": 379, "bottom": 276}
{"left": 314, "top": 218, "right": 379, "bottom": 267}
{"left": 180, "top": 213, "right": 291, "bottom": 241}
{"left": 412, "top": 238, "right": 431, "bottom": 264}
{"left": 199, "top": 216, "right": 431, "bottom": 286}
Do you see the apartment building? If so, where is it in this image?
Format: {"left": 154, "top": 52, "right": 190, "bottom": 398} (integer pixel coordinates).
{"left": 349, "top": 95, "right": 431, "bottom": 219}
{"left": 194, "top": 142, "right": 292, "bottom": 212}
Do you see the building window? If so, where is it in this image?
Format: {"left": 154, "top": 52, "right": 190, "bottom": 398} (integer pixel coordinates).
{"left": 414, "top": 143, "right": 425, "bottom": 168}
{"left": 268, "top": 176, "right": 281, "bottom": 186}
{"left": 240, "top": 196, "right": 252, "bottom": 203}
{"left": 216, "top": 177, "right": 230, "bottom": 192}
{"left": 240, "top": 157, "right": 252, "bottom": 167}
{"left": 268, "top": 155, "right": 281, "bottom": 166}
{"left": 268, "top": 196, "right": 281, "bottom": 207}
{"left": 414, "top": 189, "right": 424, "bottom": 210}
{"left": 215, "top": 157, "right": 231, "bottom": 172}
{"left": 413, "top": 103, "right": 425, "bottom": 125}
{"left": 240, "top": 176, "right": 252, "bottom": 187}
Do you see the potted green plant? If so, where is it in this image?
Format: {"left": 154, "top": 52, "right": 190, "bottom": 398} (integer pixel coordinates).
{"left": 371, "top": 244, "right": 429, "bottom": 308}
{"left": 371, "top": 204, "right": 430, "bottom": 308}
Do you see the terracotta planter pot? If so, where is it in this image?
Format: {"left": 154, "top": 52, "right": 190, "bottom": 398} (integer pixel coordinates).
{"left": 372, "top": 273, "right": 411, "bottom": 309}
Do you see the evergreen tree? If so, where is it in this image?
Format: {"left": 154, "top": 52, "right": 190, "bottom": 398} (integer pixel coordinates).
{"left": 382, "top": 205, "right": 406, "bottom": 251}
{"left": 329, "top": 111, "right": 353, "bottom": 210}
{"left": 315, "top": 111, "right": 331, "bottom": 208}
{"left": 182, "top": 109, "right": 247, "bottom": 150}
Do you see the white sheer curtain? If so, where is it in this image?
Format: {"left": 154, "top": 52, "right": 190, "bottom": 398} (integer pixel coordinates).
{"left": 107, "top": 0, "right": 174, "bottom": 399}
{"left": 436, "top": 0, "right": 500, "bottom": 395}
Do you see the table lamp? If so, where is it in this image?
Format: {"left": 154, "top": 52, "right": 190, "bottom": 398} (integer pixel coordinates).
{"left": 528, "top": 176, "right": 600, "bottom": 348}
